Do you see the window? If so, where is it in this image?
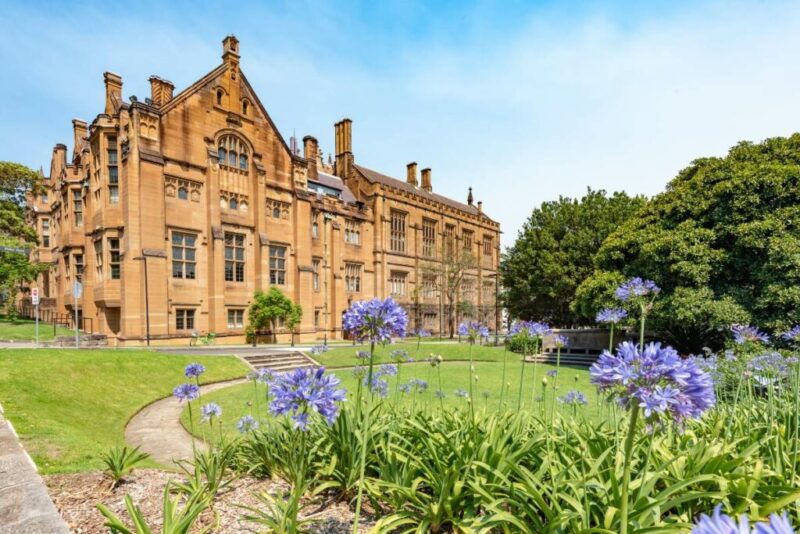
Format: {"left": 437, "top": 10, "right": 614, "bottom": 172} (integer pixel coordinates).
{"left": 172, "top": 232, "right": 197, "bottom": 279}
{"left": 217, "top": 135, "right": 249, "bottom": 171}
{"left": 345, "top": 263, "right": 362, "bottom": 293}
{"left": 344, "top": 219, "right": 361, "bottom": 245}
{"left": 483, "top": 281, "right": 494, "bottom": 302}
{"left": 268, "top": 199, "right": 290, "bottom": 220}
{"left": 423, "top": 274, "right": 437, "bottom": 298}
{"left": 227, "top": 309, "right": 244, "bottom": 329}
{"left": 390, "top": 210, "right": 406, "bottom": 253}
{"left": 177, "top": 187, "right": 188, "bottom": 200}
{"left": 216, "top": 89, "right": 223, "bottom": 106}
{"left": 41, "top": 193, "right": 48, "bottom": 204}
{"left": 389, "top": 271, "right": 407, "bottom": 297}
{"left": 462, "top": 230, "right": 474, "bottom": 253}
{"left": 269, "top": 245, "right": 286, "bottom": 285}
{"left": 73, "top": 190, "right": 83, "bottom": 226}
{"left": 41, "top": 219, "right": 50, "bottom": 248}
{"left": 312, "top": 259, "right": 320, "bottom": 291}
{"left": 224, "top": 232, "right": 245, "bottom": 282}
{"left": 176, "top": 309, "right": 195, "bottom": 330}
{"left": 422, "top": 219, "right": 436, "bottom": 257}
{"left": 242, "top": 100, "right": 249, "bottom": 115}
{"left": 94, "top": 240, "right": 103, "bottom": 280}
{"left": 74, "top": 254, "right": 84, "bottom": 279}
{"left": 445, "top": 224, "right": 456, "bottom": 256}
{"left": 461, "top": 278, "right": 474, "bottom": 301}
{"left": 109, "top": 238, "right": 121, "bottom": 280}
{"left": 229, "top": 197, "right": 238, "bottom": 210}
{"left": 311, "top": 220, "right": 318, "bottom": 239}
{"left": 314, "top": 310, "right": 320, "bottom": 328}
{"left": 423, "top": 312, "right": 437, "bottom": 330}
{"left": 108, "top": 137, "right": 119, "bottom": 204}
{"left": 483, "top": 236, "right": 493, "bottom": 257}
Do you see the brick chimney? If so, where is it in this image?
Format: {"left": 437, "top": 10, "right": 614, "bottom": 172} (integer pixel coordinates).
{"left": 103, "top": 72, "right": 123, "bottom": 115}
{"left": 477, "top": 200, "right": 483, "bottom": 214}
{"left": 303, "top": 135, "right": 319, "bottom": 180}
{"left": 334, "top": 118, "right": 353, "bottom": 179}
{"left": 72, "top": 119, "right": 88, "bottom": 160}
{"left": 148, "top": 76, "right": 175, "bottom": 106}
{"left": 467, "top": 187, "right": 474, "bottom": 206}
{"left": 406, "top": 162, "right": 418, "bottom": 186}
{"left": 421, "top": 168, "right": 432, "bottom": 192}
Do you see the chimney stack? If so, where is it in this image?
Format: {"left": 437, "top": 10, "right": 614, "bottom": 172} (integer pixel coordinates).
{"left": 467, "top": 187, "right": 474, "bottom": 206}
{"left": 72, "top": 119, "right": 88, "bottom": 160}
{"left": 103, "top": 72, "right": 123, "bottom": 115}
{"left": 421, "top": 168, "right": 432, "bottom": 192}
{"left": 477, "top": 200, "right": 483, "bottom": 214}
{"left": 406, "top": 162, "right": 418, "bottom": 186}
{"left": 148, "top": 76, "right": 175, "bottom": 107}
{"left": 303, "top": 136, "right": 319, "bottom": 179}
{"left": 334, "top": 118, "right": 353, "bottom": 179}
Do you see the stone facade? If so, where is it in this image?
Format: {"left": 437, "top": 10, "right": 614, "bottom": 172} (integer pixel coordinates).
{"left": 26, "top": 36, "right": 501, "bottom": 346}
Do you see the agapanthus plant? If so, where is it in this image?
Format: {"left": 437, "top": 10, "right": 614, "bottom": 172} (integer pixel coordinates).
{"left": 596, "top": 307, "right": 628, "bottom": 351}
{"left": 236, "top": 415, "right": 259, "bottom": 434}
{"left": 173, "top": 383, "right": 200, "bottom": 403}
{"left": 268, "top": 367, "right": 346, "bottom": 431}
{"left": 413, "top": 328, "right": 431, "bottom": 351}
{"left": 509, "top": 320, "right": 552, "bottom": 410}
{"left": 590, "top": 341, "right": 715, "bottom": 534}
{"left": 731, "top": 324, "right": 770, "bottom": 345}
{"left": 184, "top": 363, "right": 206, "bottom": 379}
{"left": 692, "top": 504, "right": 794, "bottom": 534}
{"left": 615, "top": 278, "right": 660, "bottom": 350}
{"left": 201, "top": 402, "right": 222, "bottom": 422}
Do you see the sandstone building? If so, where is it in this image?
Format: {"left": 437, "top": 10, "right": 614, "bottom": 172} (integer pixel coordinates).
{"left": 26, "top": 36, "right": 501, "bottom": 346}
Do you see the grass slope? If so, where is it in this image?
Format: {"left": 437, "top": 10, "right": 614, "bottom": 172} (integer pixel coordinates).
{"left": 310, "top": 340, "right": 507, "bottom": 368}
{"left": 0, "top": 316, "right": 74, "bottom": 341}
{"left": 0, "top": 349, "right": 249, "bottom": 473}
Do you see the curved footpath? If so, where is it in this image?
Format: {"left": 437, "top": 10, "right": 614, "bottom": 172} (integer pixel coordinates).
{"left": 125, "top": 378, "right": 247, "bottom": 466}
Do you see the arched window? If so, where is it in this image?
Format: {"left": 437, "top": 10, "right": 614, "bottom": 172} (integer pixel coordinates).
{"left": 240, "top": 201, "right": 248, "bottom": 213}
{"left": 178, "top": 187, "right": 188, "bottom": 200}
{"left": 229, "top": 198, "right": 238, "bottom": 210}
{"left": 242, "top": 100, "right": 249, "bottom": 115}
{"left": 217, "top": 135, "right": 250, "bottom": 172}
{"left": 216, "top": 89, "right": 223, "bottom": 106}
{"left": 220, "top": 196, "right": 227, "bottom": 208}
{"left": 273, "top": 206, "right": 281, "bottom": 219}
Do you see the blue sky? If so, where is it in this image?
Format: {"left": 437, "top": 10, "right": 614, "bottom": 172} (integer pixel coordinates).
{"left": 2, "top": 0, "right": 800, "bottom": 247}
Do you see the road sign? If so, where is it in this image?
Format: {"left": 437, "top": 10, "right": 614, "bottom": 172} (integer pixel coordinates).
{"left": 72, "top": 281, "right": 82, "bottom": 299}
{"left": 31, "top": 287, "right": 39, "bottom": 306}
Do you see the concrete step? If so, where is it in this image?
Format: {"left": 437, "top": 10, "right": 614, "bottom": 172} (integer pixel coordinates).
{"left": 242, "top": 351, "right": 318, "bottom": 372}
{"left": 252, "top": 362, "right": 316, "bottom": 372}
{"left": 245, "top": 354, "right": 307, "bottom": 364}
{"left": 526, "top": 354, "right": 598, "bottom": 367}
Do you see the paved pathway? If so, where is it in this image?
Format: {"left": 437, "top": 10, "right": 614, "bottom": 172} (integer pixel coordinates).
{"left": 125, "top": 378, "right": 247, "bottom": 466}
{"left": 0, "top": 407, "right": 69, "bottom": 533}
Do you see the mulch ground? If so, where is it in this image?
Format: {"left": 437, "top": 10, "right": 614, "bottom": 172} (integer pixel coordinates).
{"left": 44, "top": 469, "right": 375, "bottom": 533}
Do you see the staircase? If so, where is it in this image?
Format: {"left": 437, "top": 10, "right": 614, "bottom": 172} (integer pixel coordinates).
{"left": 526, "top": 349, "right": 601, "bottom": 367}
{"left": 241, "top": 351, "right": 318, "bottom": 373}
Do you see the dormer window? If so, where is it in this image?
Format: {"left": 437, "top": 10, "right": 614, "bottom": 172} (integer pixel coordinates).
{"left": 217, "top": 135, "right": 249, "bottom": 172}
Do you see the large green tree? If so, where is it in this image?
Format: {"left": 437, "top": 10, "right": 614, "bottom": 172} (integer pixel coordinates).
{"left": 0, "top": 162, "right": 44, "bottom": 311}
{"left": 575, "top": 135, "right": 800, "bottom": 352}
{"left": 246, "top": 288, "right": 302, "bottom": 344}
{"left": 501, "top": 188, "right": 645, "bottom": 325}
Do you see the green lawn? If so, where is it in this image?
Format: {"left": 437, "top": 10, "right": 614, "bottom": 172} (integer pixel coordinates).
{"left": 310, "top": 339, "right": 507, "bottom": 368}
{"left": 183, "top": 357, "right": 601, "bottom": 437}
{"left": 0, "top": 316, "right": 74, "bottom": 341}
{"left": 0, "top": 349, "right": 249, "bottom": 473}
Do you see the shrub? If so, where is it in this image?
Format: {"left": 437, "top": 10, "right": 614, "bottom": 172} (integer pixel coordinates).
{"left": 100, "top": 445, "right": 150, "bottom": 488}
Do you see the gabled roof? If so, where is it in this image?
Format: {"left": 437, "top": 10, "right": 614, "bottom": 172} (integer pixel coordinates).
{"left": 354, "top": 164, "right": 495, "bottom": 223}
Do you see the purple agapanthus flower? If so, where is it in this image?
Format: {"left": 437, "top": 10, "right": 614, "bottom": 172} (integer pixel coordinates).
{"left": 173, "top": 383, "right": 200, "bottom": 402}
{"left": 391, "top": 349, "right": 411, "bottom": 362}
{"left": 236, "top": 415, "right": 259, "bottom": 433}
{"left": 201, "top": 402, "right": 222, "bottom": 421}
{"left": 731, "top": 324, "right": 769, "bottom": 345}
{"left": 747, "top": 352, "right": 790, "bottom": 378}
{"left": 615, "top": 277, "right": 660, "bottom": 302}
{"left": 342, "top": 298, "right": 408, "bottom": 344}
{"left": 310, "top": 345, "right": 329, "bottom": 356}
{"left": 364, "top": 364, "right": 398, "bottom": 398}
{"left": 782, "top": 325, "right": 800, "bottom": 343}
{"left": 257, "top": 368, "right": 274, "bottom": 384}
{"left": 269, "top": 367, "right": 346, "bottom": 431}
{"left": 458, "top": 321, "right": 490, "bottom": 342}
{"left": 356, "top": 351, "right": 370, "bottom": 362}
{"left": 596, "top": 307, "right": 628, "bottom": 324}
{"left": 558, "top": 390, "right": 588, "bottom": 405}
{"left": 454, "top": 388, "right": 469, "bottom": 398}
{"left": 692, "top": 504, "right": 795, "bottom": 534}
{"left": 509, "top": 320, "right": 551, "bottom": 338}
{"left": 589, "top": 341, "right": 715, "bottom": 426}
{"left": 184, "top": 363, "right": 206, "bottom": 378}
{"left": 553, "top": 334, "right": 569, "bottom": 348}
{"left": 546, "top": 369, "right": 558, "bottom": 377}
{"left": 415, "top": 329, "right": 431, "bottom": 338}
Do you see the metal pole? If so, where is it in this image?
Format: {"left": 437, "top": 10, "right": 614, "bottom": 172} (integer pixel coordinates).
{"left": 74, "top": 289, "right": 79, "bottom": 348}
{"left": 35, "top": 304, "right": 39, "bottom": 347}
{"left": 143, "top": 256, "right": 151, "bottom": 347}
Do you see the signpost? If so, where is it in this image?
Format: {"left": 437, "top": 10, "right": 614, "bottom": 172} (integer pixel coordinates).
{"left": 31, "top": 287, "right": 39, "bottom": 346}
{"left": 72, "top": 281, "right": 82, "bottom": 348}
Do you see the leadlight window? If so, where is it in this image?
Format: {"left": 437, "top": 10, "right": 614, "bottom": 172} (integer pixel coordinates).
{"left": 109, "top": 238, "right": 121, "bottom": 280}
{"left": 483, "top": 281, "right": 494, "bottom": 302}
{"left": 229, "top": 198, "right": 238, "bottom": 210}
{"left": 422, "top": 219, "right": 436, "bottom": 257}
{"left": 227, "top": 309, "right": 244, "bottom": 329}
{"left": 389, "top": 271, "right": 407, "bottom": 297}
{"left": 445, "top": 224, "right": 456, "bottom": 256}
{"left": 224, "top": 232, "right": 245, "bottom": 282}
{"left": 94, "top": 240, "right": 103, "bottom": 280}
{"left": 423, "top": 274, "right": 437, "bottom": 298}
{"left": 312, "top": 259, "right": 320, "bottom": 291}
{"left": 177, "top": 187, "right": 188, "bottom": 200}
{"left": 461, "top": 278, "right": 474, "bottom": 300}
{"left": 108, "top": 137, "right": 119, "bottom": 204}
{"left": 483, "top": 236, "right": 493, "bottom": 257}
{"left": 73, "top": 190, "right": 83, "bottom": 226}
{"left": 344, "top": 219, "right": 361, "bottom": 245}
{"left": 74, "top": 254, "right": 84, "bottom": 279}
{"left": 172, "top": 231, "right": 197, "bottom": 279}
{"left": 345, "top": 263, "right": 362, "bottom": 293}
{"left": 217, "top": 135, "right": 249, "bottom": 171}
{"left": 176, "top": 309, "right": 195, "bottom": 330}
{"left": 269, "top": 245, "right": 286, "bottom": 285}
{"left": 41, "top": 219, "right": 50, "bottom": 248}
{"left": 390, "top": 210, "right": 406, "bottom": 253}
{"left": 462, "top": 229, "right": 474, "bottom": 253}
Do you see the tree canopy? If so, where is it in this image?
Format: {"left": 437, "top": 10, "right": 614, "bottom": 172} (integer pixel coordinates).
{"left": 574, "top": 135, "right": 800, "bottom": 352}
{"left": 501, "top": 188, "right": 645, "bottom": 326}
{"left": 246, "top": 288, "right": 302, "bottom": 344}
